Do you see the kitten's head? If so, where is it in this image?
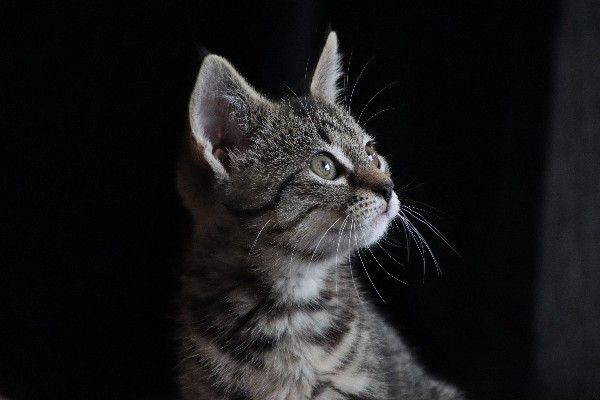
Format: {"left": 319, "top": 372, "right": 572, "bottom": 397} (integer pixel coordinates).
{"left": 179, "top": 32, "right": 399, "bottom": 259}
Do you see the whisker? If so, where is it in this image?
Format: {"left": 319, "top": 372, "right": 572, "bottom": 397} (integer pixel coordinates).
{"left": 335, "top": 215, "right": 351, "bottom": 309}
{"left": 307, "top": 217, "right": 342, "bottom": 272}
{"left": 336, "top": 216, "right": 350, "bottom": 268}
{"left": 401, "top": 207, "right": 459, "bottom": 255}
{"left": 398, "top": 213, "right": 425, "bottom": 257}
{"left": 344, "top": 49, "right": 353, "bottom": 106}
{"left": 402, "top": 199, "right": 447, "bottom": 216}
{"left": 401, "top": 204, "right": 444, "bottom": 221}
{"left": 283, "top": 83, "right": 298, "bottom": 98}
{"left": 367, "top": 247, "right": 408, "bottom": 285}
{"left": 380, "top": 237, "right": 407, "bottom": 249}
{"left": 354, "top": 224, "right": 407, "bottom": 285}
{"left": 348, "top": 220, "right": 363, "bottom": 305}
{"left": 356, "top": 246, "right": 387, "bottom": 303}
{"left": 401, "top": 204, "right": 438, "bottom": 215}
{"left": 381, "top": 220, "right": 404, "bottom": 245}
{"left": 352, "top": 224, "right": 386, "bottom": 302}
{"left": 377, "top": 242, "right": 407, "bottom": 269}
{"left": 348, "top": 56, "right": 374, "bottom": 113}
{"left": 248, "top": 219, "right": 272, "bottom": 257}
{"left": 357, "top": 80, "right": 400, "bottom": 124}
{"left": 392, "top": 218, "right": 411, "bottom": 260}
{"left": 363, "top": 106, "right": 400, "bottom": 126}
{"left": 395, "top": 181, "right": 420, "bottom": 194}
{"left": 397, "top": 213, "right": 427, "bottom": 281}
{"left": 400, "top": 211, "right": 442, "bottom": 279}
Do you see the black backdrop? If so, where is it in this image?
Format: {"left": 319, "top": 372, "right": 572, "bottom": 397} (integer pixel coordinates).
{"left": 2, "top": 1, "right": 598, "bottom": 399}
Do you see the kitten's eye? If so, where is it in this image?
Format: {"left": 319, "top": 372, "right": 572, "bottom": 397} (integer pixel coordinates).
{"left": 365, "top": 142, "right": 380, "bottom": 168}
{"left": 310, "top": 154, "right": 338, "bottom": 180}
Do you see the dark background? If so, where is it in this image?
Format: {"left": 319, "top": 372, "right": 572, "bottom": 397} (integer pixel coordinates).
{"left": 2, "top": 1, "right": 599, "bottom": 399}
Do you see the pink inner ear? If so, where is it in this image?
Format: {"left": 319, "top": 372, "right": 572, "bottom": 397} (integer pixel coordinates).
{"left": 208, "top": 115, "right": 252, "bottom": 167}
{"left": 195, "top": 90, "right": 254, "bottom": 171}
{"left": 198, "top": 106, "right": 240, "bottom": 165}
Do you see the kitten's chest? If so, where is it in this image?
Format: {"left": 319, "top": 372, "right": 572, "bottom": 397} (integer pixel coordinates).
{"left": 260, "top": 288, "right": 361, "bottom": 371}
{"left": 258, "top": 307, "right": 370, "bottom": 399}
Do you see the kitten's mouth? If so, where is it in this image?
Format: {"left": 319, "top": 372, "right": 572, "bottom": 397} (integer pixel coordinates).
{"left": 384, "top": 191, "right": 400, "bottom": 218}
{"left": 354, "top": 192, "right": 399, "bottom": 247}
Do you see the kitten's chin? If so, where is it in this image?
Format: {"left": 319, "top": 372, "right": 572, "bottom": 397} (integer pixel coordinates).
{"left": 356, "top": 192, "right": 399, "bottom": 248}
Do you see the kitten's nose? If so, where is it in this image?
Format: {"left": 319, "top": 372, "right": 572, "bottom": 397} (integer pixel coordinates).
{"left": 374, "top": 180, "right": 394, "bottom": 202}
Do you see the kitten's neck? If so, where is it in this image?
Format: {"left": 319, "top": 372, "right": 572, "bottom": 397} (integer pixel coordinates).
{"left": 187, "top": 208, "right": 345, "bottom": 304}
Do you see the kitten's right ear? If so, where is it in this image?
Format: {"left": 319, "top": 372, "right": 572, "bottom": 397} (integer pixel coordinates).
{"left": 310, "top": 32, "right": 343, "bottom": 104}
{"left": 188, "top": 54, "right": 272, "bottom": 180}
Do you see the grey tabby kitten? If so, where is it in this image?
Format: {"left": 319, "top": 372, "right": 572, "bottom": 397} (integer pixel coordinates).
{"left": 176, "top": 32, "right": 464, "bottom": 400}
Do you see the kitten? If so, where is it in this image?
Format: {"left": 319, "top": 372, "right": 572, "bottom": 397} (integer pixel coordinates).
{"left": 176, "top": 32, "right": 464, "bottom": 400}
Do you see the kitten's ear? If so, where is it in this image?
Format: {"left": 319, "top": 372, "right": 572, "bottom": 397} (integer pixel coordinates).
{"left": 310, "top": 32, "right": 343, "bottom": 104}
{"left": 189, "top": 54, "right": 271, "bottom": 180}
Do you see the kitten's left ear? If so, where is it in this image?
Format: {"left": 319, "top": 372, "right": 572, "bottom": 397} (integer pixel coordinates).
{"left": 310, "top": 31, "right": 343, "bottom": 104}
{"left": 188, "top": 54, "right": 273, "bottom": 181}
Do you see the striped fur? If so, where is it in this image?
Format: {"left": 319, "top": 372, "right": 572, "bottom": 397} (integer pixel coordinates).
{"left": 176, "top": 32, "right": 464, "bottom": 400}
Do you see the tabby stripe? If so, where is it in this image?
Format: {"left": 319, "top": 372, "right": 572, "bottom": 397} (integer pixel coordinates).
{"left": 224, "top": 168, "right": 304, "bottom": 216}
{"left": 227, "top": 285, "right": 273, "bottom": 336}
{"left": 310, "top": 382, "right": 368, "bottom": 400}
{"left": 316, "top": 128, "right": 332, "bottom": 145}
{"left": 309, "top": 381, "right": 327, "bottom": 399}
{"left": 198, "top": 288, "right": 281, "bottom": 365}
{"left": 331, "top": 387, "right": 368, "bottom": 400}
{"left": 268, "top": 203, "right": 321, "bottom": 232}
{"left": 332, "top": 321, "right": 361, "bottom": 373}
{"left": 200, "top": 323, "right": 273, "bottom": 367}
{"left": 267, "top": 291, "right": 332, "bottom": 318}
{"left": 307, "top": 313, "right": 352, "bottom": 347}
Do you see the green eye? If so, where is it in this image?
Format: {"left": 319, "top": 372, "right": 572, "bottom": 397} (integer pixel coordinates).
{"left": 365, "top": 142, "right": 380, "bottom": 168}
{"left": 310, "top": 154, "right": 337, "bottom": 180}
